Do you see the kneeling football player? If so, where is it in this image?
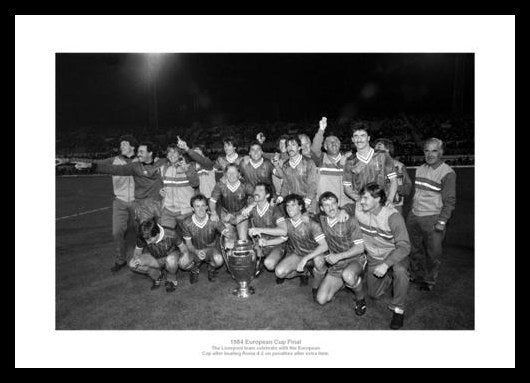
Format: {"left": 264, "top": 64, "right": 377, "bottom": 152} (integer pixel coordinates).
{"left": 317, "top": 192, "right": 367, "bottom": 315}
{"left": 266, "top": 194, "right": 329, "bottom": 299}
{"left": 180, "top": 194, "right": 235, "bottom": 283}
{"left": 241, "top": 182, "right": 287, "bottom": 279}
{"left": 129, "top": 217, "right": 190, "bottom": 293}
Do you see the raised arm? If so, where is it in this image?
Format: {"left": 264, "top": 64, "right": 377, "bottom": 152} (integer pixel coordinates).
{"left": 186, "top": 149, "right": 214, "bottom": 170}
{"left": 94, "top": 161, "right": 138, "bottom": 176}
{"left": 311, "top": 117, "right": 327, "bottom": 159}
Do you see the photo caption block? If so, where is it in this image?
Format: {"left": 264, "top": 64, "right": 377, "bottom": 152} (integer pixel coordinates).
{"left": 200, "top": 338, "right": 330, "bottom": 358}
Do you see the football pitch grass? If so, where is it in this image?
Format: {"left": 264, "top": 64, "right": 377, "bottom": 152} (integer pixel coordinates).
{"left": 56, "top": 168, "right": 474, "bottom": 330}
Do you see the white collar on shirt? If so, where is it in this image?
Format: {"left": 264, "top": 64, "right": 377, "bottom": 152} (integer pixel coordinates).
{"left": 192, "top": 214, "right": 209, "bottom": 229}
{"left": 290, "top": 216, "right": 303, "bottom": 228}
{"left": 356, "top": 147, "right": 374, "bottom": 164}
{"left": 256, "top": 202, "right": 270, "bottom": 217}
{"left": 326, "top": 216, "right": 340, "bottom": 228}
{"left": 289, "top": 154, "right": 303, "bottom": 169}
{"left": 227, "top": 180, "right": 241, "bottom": 193}
{"left": 328, "top": 153, "right": 342, "bottom": 164}
{"left": 226, "top": 152, "right": 239, "bottom": 163}
{"left": 250, "top": 157, "right": 264, "bottom": 169}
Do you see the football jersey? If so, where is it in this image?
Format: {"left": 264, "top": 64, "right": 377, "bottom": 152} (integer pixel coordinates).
{"left": 343, "top": 148, "right": 396, "bottom": 193}
{"left": 283, "top": 216, "right": 326, "bottom": 257}
{"left": 319, "top": 214, "right": 364, "bottom": 254}
{"left": 239, "top": 157, "right": 277, "bottom": 196}
{"left": 279, "top": 155, "right": 319, "bottom": 212}
{"left": 248, "top": 203, "right": 286, "bottom": 240}
{"left": 181, "top": 214, "right": 227, "bottom": 250}
{"left": 136, "top": 225, "right": 184, "bottom": 259}
{"left": 210, "top": 180, "right": 249, "bottom": 213}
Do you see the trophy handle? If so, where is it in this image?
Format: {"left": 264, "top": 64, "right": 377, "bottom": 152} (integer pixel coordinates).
{"left": 219, "top": 236, "right": 234, "bottom": 277}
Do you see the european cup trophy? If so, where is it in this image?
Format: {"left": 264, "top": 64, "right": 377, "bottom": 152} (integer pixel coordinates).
{"left": 221, "top": 236, "right": 258, "bottom": 298}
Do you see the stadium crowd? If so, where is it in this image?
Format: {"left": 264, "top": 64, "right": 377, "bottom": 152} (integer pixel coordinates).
{"left": 56, "top": 113, "right": 473, "bottom": 175}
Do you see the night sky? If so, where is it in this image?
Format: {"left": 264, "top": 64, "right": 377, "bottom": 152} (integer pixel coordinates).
{"left": 56, "top": 53, "right": 474, "bottom": 135}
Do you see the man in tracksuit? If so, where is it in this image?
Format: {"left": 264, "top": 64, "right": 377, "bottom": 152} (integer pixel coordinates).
{"left": 356, "top": 182, "right": 411, "bottom": 330}
{"left": 310, "top": 117, "right": 354, "bottom": 212}
{"left": 97, "top": 135, "right": 139, "bottom": 273}
{"left": 407, "top": 138, "right": 456, "bottom": 291}
{"left": 158, "top": 143, "right": 200, "bottom": 232}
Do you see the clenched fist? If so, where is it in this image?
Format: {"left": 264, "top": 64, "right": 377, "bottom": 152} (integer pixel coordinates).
{"left": 319, "top": 117, "right": 327, "bottom": 131}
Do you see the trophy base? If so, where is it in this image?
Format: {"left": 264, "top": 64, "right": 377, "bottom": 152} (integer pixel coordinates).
{"left": 232, "top": 282, "right": 255, "bottom": 298}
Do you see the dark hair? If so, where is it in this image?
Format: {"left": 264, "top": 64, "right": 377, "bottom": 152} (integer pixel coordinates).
{"left": 119, "top": 135, "right": 138, "bottom": 150}
{"left": 139, "top": 141, "right": 159, "bottom": 159}
{"left": 351, "top": 122, "right": 371, "bottom": 137}
{"left": 190, "top": 194, "right": 209, "bottom": 208}
{"left": 277, "top": 134, "right": 290, "bottom": 147}
{"left": 276, "top": 134, "right": 289, "bottom": 149}
{"left": 224, "top": 163, "right": 240, "bottom": 173}
{"left": 319, "top": 191, "right": 339, "bottom": 207}
{"left": 283, "top": 193, "right": 307, "bottom": 215}
{"left": 223, "top": 136, "right": 237, "bottom": 149}
{"left": 248, "top": 141, "right": 263, "bottom": 151}
{"left": 286, "top": 135, "right": 302, "bottom": 148}
{"left": 374, "top": 138, "right": 395, "bottom": 157}
{"left": 255, "top": 182, "right": 273, "bottom": 202}
{"left": 167, "top": 142, "right": 180, "bottom": 151}
{"left": 138, "top": 218, "right": 160, "bottom": 241}
{"left": 359, "top": 182, "right": 387, "bottom": 206}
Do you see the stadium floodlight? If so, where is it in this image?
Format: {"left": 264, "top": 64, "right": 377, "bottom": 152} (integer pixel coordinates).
{"left": 145, "top": 53, "right": 165, "bottom": 131}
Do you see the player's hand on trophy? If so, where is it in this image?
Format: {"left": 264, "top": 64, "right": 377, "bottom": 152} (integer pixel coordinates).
{"left": 319, "top": 116, "right": 327, "bottom": 131}
{"left": 248, "top": 228, "right": 261, "bottom": 237}
{"left": 176, "top": 136, "right": 189, "bottom": 151}
{"left": 222, "top": 213, "right": 233, "bottom": 223}
{"left": 301, "top": 213, "right": 311, "bottom": 224}
{"left": 296, "top": 258, "right": 308, "bottom": 273}
{"left": 74, "top": 161, "right": 92, "bottom": 170}
{"left": 325, "top": 253, "right": 340, "bottom": 265}
{"left": 373, "top": 263, "right": 389, "bottom": 278}
{"left": 197, "top": 250, "right": 207, "bottom": 261}
{"left": 257, "top": 238, "right": 267, "bottom": 247}
{"left": 210, "top": 212, "right": 220, "bottom": 222}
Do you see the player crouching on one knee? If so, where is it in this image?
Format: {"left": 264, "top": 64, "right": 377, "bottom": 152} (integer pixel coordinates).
{"left": 180, "top": 194, "right": 235, "bottom": 284}
{"left": 265, "top": 194, "right": 330, "bottom": 298}
{"left": 129, "top": 217, "right": 190, "bottom": 293}
{"left": 315, "top": 192, "right": 367, "bottom": 315}
{"left": 243, "top": 182, "right": 288, "bottom": 279}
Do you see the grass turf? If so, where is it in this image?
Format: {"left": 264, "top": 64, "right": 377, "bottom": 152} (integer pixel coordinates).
{"left": 56, "top": 168, "right": 474, "bottom": 330}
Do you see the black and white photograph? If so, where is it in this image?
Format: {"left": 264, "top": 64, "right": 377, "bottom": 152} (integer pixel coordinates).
{"left": 15, "top": 14, "right": 515, "bottom": 368}
{"left": 55, "top": 52, "right": 474, "bottom": 331}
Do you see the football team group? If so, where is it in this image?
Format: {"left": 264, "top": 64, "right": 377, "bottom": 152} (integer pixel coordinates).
{"left": 68, "top": 117, "right": 456, "bottom": 330}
